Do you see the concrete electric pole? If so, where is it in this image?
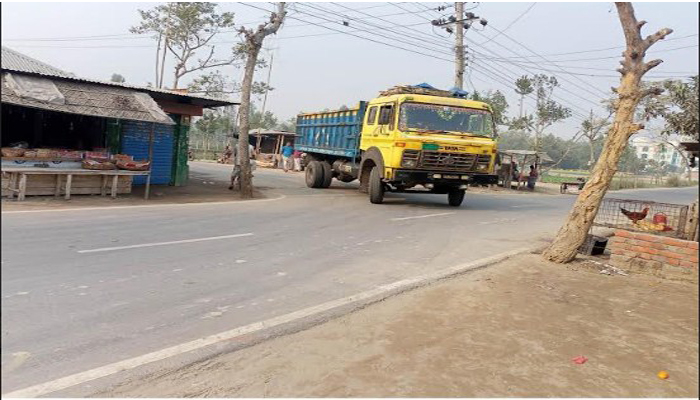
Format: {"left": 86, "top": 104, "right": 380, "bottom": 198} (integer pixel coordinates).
{"left": 431, "top": 3, "right": 488, "bottom": 92}
{"left": 454, "top": 2, "right": 465, "bottom": 90}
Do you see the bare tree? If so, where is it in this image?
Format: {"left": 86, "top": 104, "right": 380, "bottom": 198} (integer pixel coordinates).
{"left": 236, "top": 3, "right": 286, "bottom": 198}
{"left": 542, "top": 3, "right": 672, "bottom": 263}
{"left": 131, "top": 3, "right": 237, "bottom": 89}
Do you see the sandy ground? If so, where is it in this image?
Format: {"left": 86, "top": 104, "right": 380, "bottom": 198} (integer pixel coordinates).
{"left": 99, "top": 253, "right": 698, "bottom": 398}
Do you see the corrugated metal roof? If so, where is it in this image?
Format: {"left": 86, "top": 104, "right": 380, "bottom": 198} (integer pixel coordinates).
{"left": 2, "top": 72, "right": 175, "bottom": 125}
{"left": 1, "top": 46, "right": 237, "bottom": 108}
{"left": 1, "top": 46, "right": 75, "bottom": 78}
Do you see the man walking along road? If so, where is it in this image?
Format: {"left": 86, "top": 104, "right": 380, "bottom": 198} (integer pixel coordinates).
{"left": 229, "top": 142, "right": 256, "bottom": 191}
{"left": 281, "top": 142, "right": 294, "bottom": 173}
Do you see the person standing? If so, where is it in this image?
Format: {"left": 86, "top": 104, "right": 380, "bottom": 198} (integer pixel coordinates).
{"left": 229, "top": 143, "right": 256, "bottom": 190}
{"left": 280, "top": 142, "right": 294, "bottom": 173}
{"left": 292, "top": 149, "right": 302, "bottom": 172}
{"left": 527, "top": 164, "right": 538, "bottom": 190}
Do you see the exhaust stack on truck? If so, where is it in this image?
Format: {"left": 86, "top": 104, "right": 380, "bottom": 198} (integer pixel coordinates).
{"left": 295, "top": 84, "right": 499, "bottom": 206}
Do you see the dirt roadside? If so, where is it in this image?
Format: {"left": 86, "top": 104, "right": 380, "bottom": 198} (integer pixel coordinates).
{"left": 99, "top": 253, "right": 698, "bottom": 398}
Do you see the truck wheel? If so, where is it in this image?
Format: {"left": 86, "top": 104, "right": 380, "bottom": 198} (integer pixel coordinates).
{"left": 320, "top": 161, "right": 333, "bottom": 188}
{"left": 305, "top": 161, "right": 324, "bottom": 188}
{"left": 368, "top": 166, "right": 385, "bottom": 204}
{"left": 447, "top": 189, "right": 465, "bottom": 207}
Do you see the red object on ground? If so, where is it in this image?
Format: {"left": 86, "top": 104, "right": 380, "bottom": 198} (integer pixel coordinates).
{"left": 572, "top": 356, "right": 588, "bottom": 364}
{"left": 652, "top": 213, "right": 668, "bottom": 224}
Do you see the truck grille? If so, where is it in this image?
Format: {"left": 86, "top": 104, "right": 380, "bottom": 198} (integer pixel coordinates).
{"left": 421, "top": 151, "right": 490, "bottom": 171}
{"left": 401, "top": 150, "right": 491, "bottom": 172}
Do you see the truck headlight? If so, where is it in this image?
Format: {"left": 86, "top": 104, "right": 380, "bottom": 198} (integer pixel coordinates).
{"left": 477, "top": 163, "right": 489, "bottom": 171}
{"left": 401, "top": 159, "right": 417, "bottom": 168}
{"left": 401, "top": 150, "right": 420, "bottom": 168}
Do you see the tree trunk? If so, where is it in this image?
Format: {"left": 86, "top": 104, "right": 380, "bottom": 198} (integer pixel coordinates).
{"left": 588, "top": 138, "right": 596, "bottom": 171}
{"left": 237, "top": 44, "right": 261, "bottom": 198}
{"left": 235, "top": 2, "right": 286, "bottom": 198}
{"left": 542, "top": 2, "right": 672, "bottom": 263}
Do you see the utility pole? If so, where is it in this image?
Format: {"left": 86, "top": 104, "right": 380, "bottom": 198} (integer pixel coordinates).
{"left": 431, "top": 3, "right": 488, "bottom": 92}
{"left": 454, "top": 2, "right": 465, "bottom": 90}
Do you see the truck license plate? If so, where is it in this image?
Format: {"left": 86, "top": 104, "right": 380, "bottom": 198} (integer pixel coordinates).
{"left": 443, "top": 175, "right": 459, "bottom": 179}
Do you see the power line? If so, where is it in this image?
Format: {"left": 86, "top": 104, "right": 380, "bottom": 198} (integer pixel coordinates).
{"left": 482, "top": 44, "right": 699, "bottom": 63}
{"left": 293, "top": 2, "right": 595, "bottom": 119}
{"left": 470, "top": 27, "right": 611, "bottom": 99}
{"left": 478, "top": 2, "right": 536, "bottom": 45}
{"left": 482, "top": 33, "right": 698, "bottom": 59}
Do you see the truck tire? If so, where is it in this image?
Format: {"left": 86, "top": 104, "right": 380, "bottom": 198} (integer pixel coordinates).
{"left": 447, "top": 189, "right": 465, "bottom": 207}
{"left": 320, "top": 161, "right": 333, "bottom": 188}
{"left": 368, "top": 166, "right": 385, "bottom": 204}
{"left": 305, "top": 161, "right": 324, "bottom": 188}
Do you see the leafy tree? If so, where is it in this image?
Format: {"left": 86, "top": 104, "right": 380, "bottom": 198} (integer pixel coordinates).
{"left": 508, "top": 75, "right": 571, "bottom": 153}
{"left": 110, "top": 73, "right": 126, "bottom": 83}
{"left": 192, "top": 108, "right": 233, "bottom": 150}
{"left": 514, "top": 75, "right": 533, "bottom": 118}
{"left": 495, "top": 130, "right": 531, "bottom": 151}
{"left": 275, "top": 117, "right": 297, "bottom": 133}
{"left": 581, "top": 110, "right": 612, "bottom": 170}
{"left": 641, "top": 76, "right": 698, "bottom": 139}
{"left": 130, "top": 2, "right": 237, "bottom": 89}
{"left": 470, "top": 89, "right": 508, "bottom": 125}
{"left": 249, "top": 103, "right": 279, "bottom": 131}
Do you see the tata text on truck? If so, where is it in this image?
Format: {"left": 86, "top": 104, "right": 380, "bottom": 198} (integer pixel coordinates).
{"left": 295, "top": 85, "right": 498, "bottom": 206}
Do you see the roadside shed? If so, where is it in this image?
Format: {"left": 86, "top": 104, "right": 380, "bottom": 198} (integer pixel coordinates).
{"left": 250, "top": 129, "right": 296, "bottom": 155}
{"left": 1, "top": 46, "right": 236, "bottom": 198}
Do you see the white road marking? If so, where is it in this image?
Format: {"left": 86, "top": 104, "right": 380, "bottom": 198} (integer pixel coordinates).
{"left": 1, "top": 247, "right": 529, "bottom": 399}
{"left": 1, "top": 195, "right": 286, "bottom": 215}
{"left": 390, "top": 212, "right": 455, "bottom": 221}
{"left": 77, "top": 233, "right": 254, "bottom": 254}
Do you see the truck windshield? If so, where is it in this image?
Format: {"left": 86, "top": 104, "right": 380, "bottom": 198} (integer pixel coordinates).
{"left": 399, "top": 103, "right": 494, "bottom": 136}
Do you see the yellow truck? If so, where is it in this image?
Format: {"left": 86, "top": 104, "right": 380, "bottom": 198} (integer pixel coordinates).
{"left": 295, "top": 85, "right": 498, "bottom": 206}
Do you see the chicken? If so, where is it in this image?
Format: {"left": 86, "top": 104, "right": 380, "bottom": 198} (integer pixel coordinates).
{"left": 620, "top": 206, "right": 649, "bottom": 222}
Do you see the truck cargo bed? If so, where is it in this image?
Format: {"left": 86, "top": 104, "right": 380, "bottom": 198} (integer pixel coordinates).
{"left": 295, "top": 101, "right": 367, "bottom": 159}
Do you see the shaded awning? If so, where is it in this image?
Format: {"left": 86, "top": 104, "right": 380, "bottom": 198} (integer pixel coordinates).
{"left": 2, "top": 72, "right": 175, "bottom": 125}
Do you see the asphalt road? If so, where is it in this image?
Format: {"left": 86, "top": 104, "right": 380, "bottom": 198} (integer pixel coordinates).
{"left": 1, "top": 162, "right": 697, "bottom": 395}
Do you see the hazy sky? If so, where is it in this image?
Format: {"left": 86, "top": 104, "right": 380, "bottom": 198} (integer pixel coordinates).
{"left": 2, "top": 2, "right": 698, "bottom": 137}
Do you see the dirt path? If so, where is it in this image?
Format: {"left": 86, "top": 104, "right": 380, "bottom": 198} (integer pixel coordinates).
{"left": 100, "top": 254, "right": 698, "bottom": 398}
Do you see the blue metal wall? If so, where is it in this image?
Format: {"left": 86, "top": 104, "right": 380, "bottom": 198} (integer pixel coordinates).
{"left": 121, "top": 120, "right": 174, "bottom": 185}
{"left": 295, "top": 101, "right": 366, "bottom": 159}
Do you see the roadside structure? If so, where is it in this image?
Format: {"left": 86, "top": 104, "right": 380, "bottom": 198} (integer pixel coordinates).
{"left": 249, "top": 129, "right": 296, "bottom": 167}
{"left": 1, "top": 46, "right": 236, "bottom": 199}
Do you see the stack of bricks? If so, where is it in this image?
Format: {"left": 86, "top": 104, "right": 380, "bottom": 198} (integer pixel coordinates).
{"left": 608, "top": 229, "right": 699, "bottom": 283}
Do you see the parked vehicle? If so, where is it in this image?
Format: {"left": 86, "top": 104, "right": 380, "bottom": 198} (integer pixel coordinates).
{"left": 295, "top": 85, "right": 498, "bottom": 206}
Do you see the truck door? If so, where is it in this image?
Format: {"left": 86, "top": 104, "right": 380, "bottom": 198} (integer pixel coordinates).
{"left": 375, "top": 103, "right": 398, "bottom": 175}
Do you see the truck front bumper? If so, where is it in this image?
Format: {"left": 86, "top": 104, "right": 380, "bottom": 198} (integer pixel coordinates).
{"left": 393, "top": 169, "right": 498, "bottom": 185}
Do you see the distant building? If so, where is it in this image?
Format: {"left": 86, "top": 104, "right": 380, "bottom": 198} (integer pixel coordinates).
{"left": 630, "top": 136, "right": 684, "bottom": 169}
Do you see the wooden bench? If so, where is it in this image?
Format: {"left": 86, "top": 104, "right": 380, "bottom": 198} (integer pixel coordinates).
{"left": 2, "top": 168, "right": 151, "bottom": 201}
